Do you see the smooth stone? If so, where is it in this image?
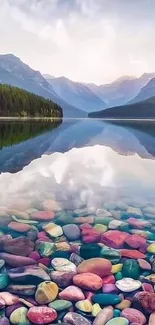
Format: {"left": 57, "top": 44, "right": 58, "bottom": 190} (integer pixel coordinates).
{"left": 142, "top": 283, "right": 154, "bottom": 292}
{"left": 134, "top": 292, "right": 155, "bottom": 313}
{"left": 8, "top": 265, "right": 50, "bottom": 283}
{"left": 3, "top": 236, "right": 34, "bottom": 256}
{"left": 55, "top": 241, "right": 71, "bottom": 252}
{"left": 8, "top": 209, "right": 29, "bottom": 220}
{"left": 102, "top": 284, "right": 118, "bottom": 293}
{"left": 93, "top": 224, "right": 107, "bottom": 233}
{"left": 102, "top": 275, "right": 115, "bottom": 284}
{"left": 108, "top": 220, "right": 124, "bottom": 229}
{"left": 138, "top": 259, "right": 151, "bottom": 270}
{"left": 28, "top": 251, "right": 40, "bottom": 260}
{"left": 51, "top": 271, "right": 76, "bottom": 288}
{"left": 113, "top": 309, "right": 121, "bottom": 317}
{"left": 127, "top": 217, "right": 150, "bottom": 228}
{"left": 52, "top": 258, "right": 76, "bottom": 272}
{"left": 9, "top": 307, "right": 29, "bottom": 325}
{"left": 27, "top": 306, "right": 57, "bottom": 324}
{"left": 92, "top": 304, "right": 102, "bottom": 317}
{"left": 6, "top": 303, "right": 23, "bottom": 319}
{"left": 147, "top": 243, "right": 155, "bottom": 254}
{"left": 49, "top": 300, "right": 72, "bottom": 311}
{"left": 35, "top": 241, "right": 56, "bottom": 257}
{"left": 59, "top": 285, "right": 85, "bottom": 302}
{"left": 81, "top": 228, "right": 101, "bottom": 244}
{"left": 73, "top": 273, "right": 102, "bottom": 291}
{"left": 0, "top": 253, "right": 36, "bottom": 267}
{"left": 115, "top": 272, "right": 123, "bottom": 281}
{"left": 0, "top": 292, "right": 19, "bottom": 305}
{"left": 30, "top": 211, "right": 54, "bottom": 221}
{"left": 112, "top": 264, "right": 123, "bottom": 274}
{"left": 35, "top": 281, "right": 58, "bottom": 304}
{"left": 115, "top": 300, "right": 131, "bottom": 310}
{"left": 125, "top": 234, "right": 147, "bottom": 252}
{"left": 121, "top": 308, "right": 146, "bottom": 325}
{"left": 0, "top": 259, "right": 5, "bottom": 269}
{"left": 122, "top": 259, "right": 140, "bottom": 279}
{"left": 92, "top": 294, "right": 121, "bottom": 306}
{"left": 105, "top": 318, "right": 129, "bottom": 325}
{"left": 0, "top": 274, "right": 9, "bottom": 289}
{"left": 8, "top": 222, "right": 32, "bottom": 233}
{"left": 75, "top": 300, "right": 92, "bottom": 313}
{"left": 43, "top": 223, "right": 63, "bottom": 238}
{"left": 70, "top": 253, "right": 84, "bottom": 266}
{"left": 63, "top": 224, "right": 81, "bottom": 241}
{"left": 7, "top": 284, "right": 36, "bottom": 296}
{"left": 0, "top": 317, "right": 10, "bottom": 325}
{"left": 38, "top": 257, "right": 51, "bottom": 266}
{"left": 96, "top": 209, "right": 113, "bottom": 218}
{"left": 127, "top": 207, "right": 143, "bottom": 216}
{"left": 101, "top": 230, "right": 128, "bottom": 249}
{"left": 63, "top": 312, "right": 91, "bottom": 325}
{"left": 100, "top": 247, "right": 121, "bottom": 264}
{"left": 80, "top": 244, "right": 102, "bottom": 259}
{"left": 116, "top": 278, "right": 142, "bottom": 292}
{"left": 120, "top": 249, "right": 146, "bottom": 259}
{"left": 95, "top": 217, "right": 113, "bottom": 225}
{"left": 11, "top": 215, "right": 38, "bottom": 225}
{"left": 149, "top": 312, "right": 155, "bottom": 325}
{"left": 145, "top": 274, "right": 155, "bottom": 283}
{"left": 77, "top": 258, "right": 112, "bottom": 277}
{"left": 93, "top": 306, "right": 113, "bottom": 325}
{"left": 110, "top": 210, "right": 122, "bottom": 220}
{"left": 55, "top": 213, "right": 75, "bottom": 226}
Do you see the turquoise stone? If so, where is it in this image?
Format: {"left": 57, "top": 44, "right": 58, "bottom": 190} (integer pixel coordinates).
{"left": 48, "top": 299, "right": 72, "bottom": 311}
{"left": 115, "top": 272, "right": 123, "bottom": 281}
{"left": 105, "top": 318, "right": 129, "bottom": 325}
{"left": 100, "top": 247, "right": 121, "bottom": 264}
{"left": 122, "top": 259, "right": 140, "bottom": 279}
{"left": 0, "top": 274, "right": 9, "bottom": 289}
{"left": 92, "top": 294, "right": 121, "bottom": 306}
{"left": 113, "top": 309, "right": 121, "bottom": 317}
{"left": 94, "top": 216, "right": 114, "bottom": 225}
{"left": 80, "top": 244, "right": 101, "bottom": 259}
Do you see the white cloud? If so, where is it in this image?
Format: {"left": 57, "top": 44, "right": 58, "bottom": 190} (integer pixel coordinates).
{"left": 0, "top": 0, "right": 155, "bottom": 84}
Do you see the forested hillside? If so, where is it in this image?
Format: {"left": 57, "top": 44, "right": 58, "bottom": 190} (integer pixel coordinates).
{"left": 0, "top": 84, "right": 63, "bottom": 117}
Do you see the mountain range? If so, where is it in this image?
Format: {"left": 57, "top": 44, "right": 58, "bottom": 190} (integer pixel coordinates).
{"left": 1, "top": 53, "right": 155, "bottom": 117}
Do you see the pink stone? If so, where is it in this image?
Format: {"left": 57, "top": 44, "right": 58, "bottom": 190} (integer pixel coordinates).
{"left": 37, "top": 231, "right": 47, "bottom": 239}
{"left": 102, "top": 275, "right": 115, "bottom": 284}
{"left": 30, "top": 211, "right": 54, "bottom": 221}
{"left": 102, "top": 283, "right": 118, "bottom": 293}
{"left": 138, "top": 259, "right": 151, "bottom": 270}
{"left": 38, "top": 258, "right": 50, "bottom": 266}
{"left": 120, "top": 249, "right": 146, "bottom": 259}
{"left": 28, "top": 251, "right": 40, "bottom": 260}
{"left": 127, "top": 217, "right": 150, "bottom": 229}
{"left": 73, "top": 273, "right": 102, "bottom": 291}
{"left": 121, "top": 308, "right": 146, "bottom": 325}
{"left": 27, "top": 306, "right": 57, "bottom": 324}
{"left": 134, "top": 292, "right": 155, "bottom": 313}
{"left": 8, "top": 222, "right": 32, "bottom": 233}
{"left": 100, "top": 230, "right": 129, "bottom": 248}
{"left": 142, "top": 283, "right": 154, "bottom": 293}
{"left": 93, "top": 307, "right": 113, "bottom": 325}
{"left": 149, "top": 312, "right": 155, "bottom": 325}
{"left": 125, "top": 234, "right": 147, "bottom": 253}
{"left": 59, "top": 285, "right": 85, "bottom": 301}
{"left": 79, "top": 224, "right": 93, "bottom": 230}
{"left": 3, "top": 236, "right": 34, "bottom": 257}
{"left": 81, "top": 229, "right": 101, "bottom": 244}
{"left": 0, "top": 292, "right": 19, "bottom": 306}
{"left": 0, "top": 253, "right": 36, "bottom": 267}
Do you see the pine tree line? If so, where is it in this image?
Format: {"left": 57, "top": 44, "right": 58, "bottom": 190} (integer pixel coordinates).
{"left": 0, "top": 84, "right": 63, "bottom": 117}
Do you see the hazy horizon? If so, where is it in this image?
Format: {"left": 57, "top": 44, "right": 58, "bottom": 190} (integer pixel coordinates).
{"left": 1, "top": 0, "right": 155, "bottom": 84}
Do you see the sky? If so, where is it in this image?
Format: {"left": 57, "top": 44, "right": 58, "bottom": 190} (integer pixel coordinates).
{"left": 0, "top": 0, "right": 155, "bottom": 84}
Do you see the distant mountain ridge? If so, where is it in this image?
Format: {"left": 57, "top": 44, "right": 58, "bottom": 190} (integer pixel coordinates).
{"left": 0, "top": 54, "right": 86, "bottom": 117}
{"left": 89, "top": 97, "right": 155, "bottom": 119}
{"left": 44, "top": 75, "right": 107, "bottom": 113}
{"left": 129, "top": 77, "right": 155, "bottom": 104}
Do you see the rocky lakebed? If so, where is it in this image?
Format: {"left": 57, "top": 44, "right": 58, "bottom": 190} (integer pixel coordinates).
{"left": 0, "top": 199, "right": 155, "bottom": 325}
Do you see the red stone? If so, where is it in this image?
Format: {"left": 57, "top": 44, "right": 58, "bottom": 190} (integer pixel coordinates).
{"left": 27, "top": 306, "right": 57, "bottom": 324}
{"left": 125, "top": 234, "right": 147, "bottom": 253}
{"left": 79, "top": 223, "right": 93, "bottom": 230}
{"left": 120, "top": 249, "right": 146, "bottom": 259}
{"left": 8, "top": 222, "right": 31, "bottom": 233}
{"left": 102, "top": 275, "right": 116, "bottom": 284}
{"left": 134, "top": 292, "right": 155, "bottom": 313}
{"left": 38, "top": 258, "right": 50, "bottom": 266}
{"left": 3, "top": 236, "right": 34, "bottom": 257}
{"left": 0, "top": 252, "right": 36, "bottom": 267}
{"left": 30, "top": 211, "right": 54, "bottom": 221}
{"left": 127, "top": 217, "right": 150, "bottom": 229}
{"left": 28, "top": 251, "right": 40, "bottom": 260}
{"left": 81, "top": 229, "right": 101, "bottom": 244}
{"left": 73, "top": 273, "right": 102, "bottom": 291}
{"left": 100, "top": 230, "right": 128, "bottom": 249}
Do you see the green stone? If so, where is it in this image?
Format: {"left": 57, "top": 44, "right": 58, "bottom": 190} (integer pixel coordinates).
{"left": 35, "top": 241, "right": 55, "bottom": 257}
{"left": 119, "top": 224, "right": 131, "bottom": 233}
{"left": 122, "top": 259, "right": 140, "bottom": 279}
{"left": 113, "top": 309, "right": 121, "bottom": 317}
{"left": 10, "top": 307, "right": 30, "bottom": 325}
{"left": 100, "top": 247, "right": 121, "bottom": 264}
{"left": 55, "top": 213, "right": 75, "bottom": 225}
{"left": 80, "top": 244, "right": 102, "bottom": 259}
{"left": 105, "top": 318, "right": 129, "bottom": 325}
{"left": 148, "top": 233, "right": 155, "bottom": 241}
{"left": 92, "top": 294, "right": 121, "bottom": 306}
{"left": 0, "top": 274, "right": 9, "bottom": 289}
{"left": 11, "top": 215, "right": 38, "bottom": 224}
{"left": 94, "top": 216, "right": 114, "bottom": 225}
{"left": 93, "top": 224, "right": 107, "bottom": 233}
{"left": 115, "top": 272, "right": 123, "bottom": 281}
{"left": 48, "top": 299, "right": 72, "bottom": 311}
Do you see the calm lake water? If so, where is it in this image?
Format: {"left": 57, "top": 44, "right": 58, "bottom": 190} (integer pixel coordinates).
{"left": 0, "top": 118, "right": 155, "bottom": 210}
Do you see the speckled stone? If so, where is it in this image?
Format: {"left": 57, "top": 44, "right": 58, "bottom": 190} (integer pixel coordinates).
{"left": 35, "top": 241, "right": 56, "bottom": 257}
{"left": 8, "top": 265, "right": 50, "bottom": 283}
{"left": 59, "top": 285, "right": 85, "bottom": 302}
{"left": 69, "top": 253, "right": 84, "bottom": 266}
{"left": 121, "top": 308, "right": 146, "bottom": 325}
{"left": 3, "top": 236, "right": 34, "bottom": 257}
{"left": 35, "top": 281, "right": 58, "bottom": 304}
{"left": 134, "top": 292, "right": 155, "bottom": 313}
{"left": 63, "top": 312, "right": 91, "bottom": 325}
{"left": 27, "top": 306, "right": 57, "bottom": 324}
{"left": 43, "top": 223, "right": 63, "bottom": 238}
{"left": 52, "top": 258, "right": 76, "bottom": 272}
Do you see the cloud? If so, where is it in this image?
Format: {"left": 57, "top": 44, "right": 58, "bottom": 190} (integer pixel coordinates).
{"left": 0, "top": 0, "right": 155, "bottom": 84}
